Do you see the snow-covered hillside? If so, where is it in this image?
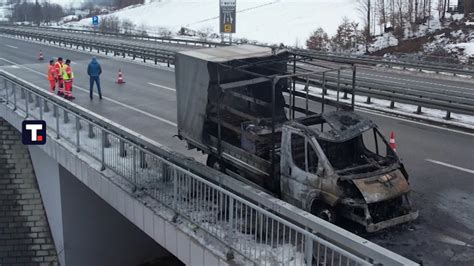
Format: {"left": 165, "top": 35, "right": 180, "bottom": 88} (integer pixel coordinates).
{"left": 71, "top": 0, "right": 360, "bottom": 46}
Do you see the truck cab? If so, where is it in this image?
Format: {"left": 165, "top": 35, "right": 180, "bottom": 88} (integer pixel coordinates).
{"left": 280, "top": 111, "right": 418, "bottom": 232}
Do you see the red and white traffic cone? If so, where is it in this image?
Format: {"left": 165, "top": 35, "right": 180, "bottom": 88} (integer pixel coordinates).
{"left": 38, "top": 50, "right": 44, "bottom": 60}
{"left": 389, "top": 131, "right": 397, "bottom": 152}
{"left": 116, "top": 69, "right": 125, "bottom": 84}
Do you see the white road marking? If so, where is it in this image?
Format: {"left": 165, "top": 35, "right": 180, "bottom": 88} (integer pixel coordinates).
{"left": 148, "top": 82, "right": 175, "bottom": 92}
{"left": 426, "top": 159, "right": 474, "bottom": 174}
{"left": 0, "top": 57, "right": 177, "bottom": 127}
{"left": 5, "top": 44, "right": 18, "bottom": 49}
{"left": 436, "top": 233, "right": 473, "bottom": 247}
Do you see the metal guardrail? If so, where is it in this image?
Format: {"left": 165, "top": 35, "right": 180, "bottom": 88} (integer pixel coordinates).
{"left": 2, "top": 26, "right": 472, "bottom": 119}
{"left": 13, "top": 25, "right": 474, "bottom": 76}
{"left": 297, "top": 71, "right": 474, "bottom": 118}
{"left": 0, "top": 70, "right": 418, "bottom": 265}
{"left": 21, "top": 25, "right": 225, "bottom": 48}
{"left": 291, "top": 49, "right": 474, "bottom": 77}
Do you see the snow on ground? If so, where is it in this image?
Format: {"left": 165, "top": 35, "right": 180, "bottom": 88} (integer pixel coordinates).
{"left": 70, "top": 0, "right": 360, "bottom": 46}
{"left": 370, "top": 33, "right": 399, "bottom": 52}
{"left": 449, "top": 42, "right": 474, "bottom": 56}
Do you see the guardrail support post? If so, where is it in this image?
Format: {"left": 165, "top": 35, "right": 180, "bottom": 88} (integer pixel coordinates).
{"left": 445, "top": 111, "right": 451, "bottom": 120}
{"left": 415, "top": 106, "right": 422, "bottom": 114}
{"left": 76, "top": 117, "right": 80, "bottom": 152}
{"left": 119, "top": 140, "right": 126, "bottom": 157}
{"left": 88, "top": 124, "right": 95, "bottom": 138}
{"left": 20, "top": 88, "right": 25, "bottom": 99}
{"left": 63, "top": 110, "right": 69, "bottom": 124}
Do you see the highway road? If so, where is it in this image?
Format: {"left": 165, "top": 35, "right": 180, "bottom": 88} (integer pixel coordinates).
{"left": 1, "top": 35, "right": 473, "bottom": 265}
{"left": 8, "top": 26, "right": 474, "bottom": 102}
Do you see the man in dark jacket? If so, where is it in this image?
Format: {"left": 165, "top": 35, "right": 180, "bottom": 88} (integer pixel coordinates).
{"left": 87, "top": 57, "right": 102, "bottom": 100}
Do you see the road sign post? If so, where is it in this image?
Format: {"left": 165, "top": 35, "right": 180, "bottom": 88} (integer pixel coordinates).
{"left": 220, "top": 0, "right": 236, "bottom": 43}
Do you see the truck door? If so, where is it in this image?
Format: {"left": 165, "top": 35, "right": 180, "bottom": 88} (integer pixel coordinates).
{"left": 280, "top": 127, "right": 322, "bottom": 210}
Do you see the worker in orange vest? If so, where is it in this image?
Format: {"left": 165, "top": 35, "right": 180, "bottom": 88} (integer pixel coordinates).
{"left": 54, "top": 57, "right": 65, "bottom": 96}
{"left": 47, "top": 60, "right": 57, "bottom": 93}
{"left": 63, "top": 59, "right": 75, "bottom": 100}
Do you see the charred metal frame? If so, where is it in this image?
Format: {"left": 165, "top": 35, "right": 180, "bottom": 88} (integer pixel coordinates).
{"left": 214, "top": 52, "right": 357, "bottom": 179}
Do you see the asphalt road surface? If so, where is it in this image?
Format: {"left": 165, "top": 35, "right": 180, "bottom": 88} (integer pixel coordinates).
{"left": 1, "top": 35, "right": 473, "bottom": 265}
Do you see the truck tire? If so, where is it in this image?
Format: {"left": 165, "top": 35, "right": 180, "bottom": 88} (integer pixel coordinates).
{"left": 206, "top": 155, "right": 225, "bottom": 171}
{"left": 312, "top": 202, "right": 337, "bottom": 224}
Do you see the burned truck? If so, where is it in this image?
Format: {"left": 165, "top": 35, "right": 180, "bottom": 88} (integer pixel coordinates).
{"left": 175, "top": 45, "right": 418, "bottom": 232}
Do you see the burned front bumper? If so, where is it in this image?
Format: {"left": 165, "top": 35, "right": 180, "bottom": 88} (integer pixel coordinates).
{"left": 365, "top": 210, "right": 419, "bottom": 232}
{"left": 340, "top": 197, "right": 418, "bottom": 232}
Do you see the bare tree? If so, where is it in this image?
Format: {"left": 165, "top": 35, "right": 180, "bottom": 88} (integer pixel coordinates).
{"left": 357, "top": 0, "right": 372, "bottom": 52}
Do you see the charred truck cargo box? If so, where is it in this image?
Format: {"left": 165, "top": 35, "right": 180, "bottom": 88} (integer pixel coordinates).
{"left": 175, "top": 44, "right": 418, "bottom": 232}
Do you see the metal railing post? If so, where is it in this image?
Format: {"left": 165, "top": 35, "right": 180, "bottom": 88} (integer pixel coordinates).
{"left": 119, "top": 140, "right": 126, "bottom": 157}
{"left": 43, "top": 100, "right": 49, "bottom": 113}
{"left": 173, "top": 168, "right": 178, "bottom": 209}
{"left": 54, "top": 105, "right": 59, "bottom": 139}
{"left": 305, "top": 232, "right": 314, "bottom": 265}
{"left": 76, "top": 117, "right": 80, "bottom": 152}
{"left": 227, "top": 197, "right": 235, "bottom": 260}
{"left": 25, "top": 91, "right": 29, "bottom": 118}
{"left": 12, "top": 85, "right": 17, "bottom": 110}
{"left": 88, "top": 124, "right": 95, "bottom": 138}
{"left": 101, "top": 129, "right": 106, "bottom": 171}
{"left": 39, "top": 98, "right": 43, "bottom": 120}
{"left": 132, "top": 147, "right": 137, "bottom": 184}
{"left": 4, "top": 79, "right": 8, "bottom": 105}
{"left": 63, "top": 110, "right": 69, "bottom": 123}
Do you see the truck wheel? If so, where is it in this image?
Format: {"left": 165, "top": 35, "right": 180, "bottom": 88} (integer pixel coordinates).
{"left": 206, "top": 155, "right": 225, "bottom": 171}
{"left": 312, "top": 202, "right": 337, "bottom": 224}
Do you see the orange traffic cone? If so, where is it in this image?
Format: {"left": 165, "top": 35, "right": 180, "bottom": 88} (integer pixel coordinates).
{"left": 38, "top": 50, "right": 44, "bottom": 60}
{"left": 389, "top": 131, "right": 397, "bottom": 152}
{"left": 116, "top": 69, "right": 125, "bottom": 84}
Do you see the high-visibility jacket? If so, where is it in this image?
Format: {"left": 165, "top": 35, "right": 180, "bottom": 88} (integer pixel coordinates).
{"left": 47, "top": 65, "right": 56, "bottom": 81}
{"left": 54, "top": 61, "right": 64, "bottom": 79}
{"left": 63, "top": 65, "right": 74, "bottom": 81}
